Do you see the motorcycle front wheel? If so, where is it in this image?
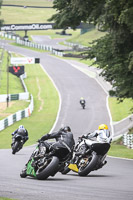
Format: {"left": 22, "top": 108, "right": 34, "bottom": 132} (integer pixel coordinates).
{"left": 36, "top": 156, "right": 59, "bottom": 180}
{"left": 78, "top": 154, "right": 98, "bottom": 176}
{"left": 12, "top": 141, "right": 20, "bottom": 154}
{"left": 61, "top": 165, "right": 71, "bottom": 175}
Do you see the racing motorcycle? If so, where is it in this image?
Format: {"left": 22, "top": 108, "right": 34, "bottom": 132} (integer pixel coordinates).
{"left": 20, "top": 141, "right": 73, "bottom": 180}
{"left": 80, "top": 100, "right": 85, "bottom": 109}
{"left": 11, "top": 133, "right": 24, "bottom": 154}
{"left": 61, "top": 137, "right": 111, "bottom": 176}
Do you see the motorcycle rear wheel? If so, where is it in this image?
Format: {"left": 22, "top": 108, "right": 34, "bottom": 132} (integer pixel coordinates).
{"left": 78, "top": 154, "right": 98, "bottom": 176}
{"left": 36, "top": 156, "right": 59, "bottom": 180}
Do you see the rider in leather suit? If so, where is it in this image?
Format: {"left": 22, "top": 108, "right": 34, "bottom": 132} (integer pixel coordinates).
{"left": 12, "top": 125, "right": 29, "bottom": 144}
{"left": 39, "top": 126, "right": 75, "bottom": 153}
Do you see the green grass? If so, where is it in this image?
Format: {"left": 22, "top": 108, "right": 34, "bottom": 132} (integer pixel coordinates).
{"left": 67, "top": 29, "right": 106, "bottom": 46}
{"left": 0, "top": 198, "right": 17, "bottom": 200}
{"left": 14, "top": 29, "right": 80, "bottom": 41}
{"left": 108, "top": 144, "right": 133, "bottom": 159}
{"left": 0, "top": 100, "right": 29, "bottom": 120}
{"left": 107, "top": 136, "right": 133, "bottom": 159}
{"left": 2, "top": 0, "right": 53, "bottom": 7}
{"left": 1, "top": 7, "right": 56, "bottom": 24}
{"left": 0, "top": 62, "right": 59, "bottom": 149}
{"left": 109, "top": 97, "right": 133, "bottom": 122}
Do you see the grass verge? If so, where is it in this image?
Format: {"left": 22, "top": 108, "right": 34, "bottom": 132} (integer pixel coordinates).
{"left": 2, "top": 0, "right": 53, "bottom": 7}
{"left": 0, "top": 198, "right": 17, "bottom": 200}
{"left": 109, "top": 97, "right": 133, "bottom": 122}
{"left": 108, "top": 137, "right": 133, "bottom": 159}
{"left": 0, "top": 63, "right": 59, "bottom": 149}
{"left": 1, "top": 6, "right": 55, "bottom": 24}
{"left": 0, "top": 100, "right": 29, "bottom": 120}
{"left": 108, "top": 144, "right": 133, "bottom": 159}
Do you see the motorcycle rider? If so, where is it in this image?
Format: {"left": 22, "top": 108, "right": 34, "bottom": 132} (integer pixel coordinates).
{"left": 38, "top": 126, "right": 75, "bottom": 153}
{"left": 80, "top": 97, "right": 86, "bottom": 108}
{"left": 11, "top": 125, "right": 29, "bottom": 145}
{"left": 81, "top": 124, "right": 112, "bottom": 143}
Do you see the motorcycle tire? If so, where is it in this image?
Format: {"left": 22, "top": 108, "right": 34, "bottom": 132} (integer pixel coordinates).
{"left": 12, "top": 141, "right": 20, "bottom": 154}
{"left": 36, "top": 156, "right": 59, "bottom": 180}
{"left": 81, "top": 104, "right": 85, "bottom": 109}
{"left": 61, "top": 166, "right": 71, "bottom": 175}
{"left": 78, "top": 154, "right": 98, "bottom": 176}
{"left": 20, "top": 168, "right": 27, "bottom": 178}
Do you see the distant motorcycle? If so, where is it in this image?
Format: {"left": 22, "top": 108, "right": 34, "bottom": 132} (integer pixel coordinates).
{"left": 20, "top": 141, "right": 73, "bottom": 180}
{"left": 80, "top": 100, "right": 86, "bottom": 109}
{"left": 61, "top": 137, "right": 111, "bottom": 176}
{"left": 11, "top": 134, "right": 24, "bottom": 154}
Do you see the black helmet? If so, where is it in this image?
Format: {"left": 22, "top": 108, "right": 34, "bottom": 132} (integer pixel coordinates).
{"left": 18, "top": 127, "right": 26, "bottom": 136}
{"left": 63, "top": 126, "right": 71, "bottom": 133}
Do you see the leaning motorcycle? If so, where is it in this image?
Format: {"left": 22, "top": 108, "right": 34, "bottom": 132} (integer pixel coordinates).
{"left": 20, "top": 141, "right": 72, "bottom": 180}
{"left": 11, "top": 134, "right": 24, "bottom": 154}
{"left": 61, "top": 137, "right": 111, "bottom": 176}
{"left": 80, "top": 100, "right": 85, "bottom": 109}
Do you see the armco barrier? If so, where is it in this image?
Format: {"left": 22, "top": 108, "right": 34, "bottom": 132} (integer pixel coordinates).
{"left": 0, "top": 73, "right": 29, "bottom": 102}
{"left": 0, "top": 92, "right": 29, "bottom": 102}
{"left": 0, "top": 94, "right": 34, "bottom": 131}
{"left": 0, "top": 69, "right": 34, "bottom": 131}
{"left": 16, "top": 38, "right": 64, "bottom": 57}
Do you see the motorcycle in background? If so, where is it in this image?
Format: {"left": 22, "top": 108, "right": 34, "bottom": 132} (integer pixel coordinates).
{"left": 20, "top": 141, "right": 73, "bottom": 180}
{"left": 11, "top": 134, "right": 24, "bottom": 154}
{"left": 80, "top": 99, "right": 86, "bottom": 109}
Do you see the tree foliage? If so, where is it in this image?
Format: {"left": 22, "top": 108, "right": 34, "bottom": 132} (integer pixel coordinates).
{"left": 0, "top": 0, "right": 4, "bottom": 28}
{"left": 50, "top": 0, "right": 133, "bottom": 100}
{"left": 48, "top": 0, "right": 84, "bottom": 29}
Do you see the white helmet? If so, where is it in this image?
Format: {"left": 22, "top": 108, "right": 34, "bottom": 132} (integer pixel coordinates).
{"left": 19, "top": 125, "right": 24, "bottom": 129}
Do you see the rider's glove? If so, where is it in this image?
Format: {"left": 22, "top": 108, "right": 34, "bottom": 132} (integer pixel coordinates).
{"left": 37, "top": 139, "right": 41, "bottom": 143}
{"left": 78, "top": 136, "right": 82, "bottom": 141}
{"left": 82, "top": 134, "right": 88, "bottom": 139}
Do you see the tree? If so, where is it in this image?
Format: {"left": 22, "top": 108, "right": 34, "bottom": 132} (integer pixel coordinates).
{"left": 48, "top": 0, "right": 87, "bottom": 29}
{"left": 50, "top": 0, "right": 133, "bottom": 100}
{"left": 0, "top": 0, "right": 4, "bottom": 28}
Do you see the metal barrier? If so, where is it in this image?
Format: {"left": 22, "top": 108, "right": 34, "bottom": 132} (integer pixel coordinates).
{"left": 0, "top": 71, "right": 34, "bottom": 131}
{"left": 0, "top": 94, "right": 34, "bottom": 131}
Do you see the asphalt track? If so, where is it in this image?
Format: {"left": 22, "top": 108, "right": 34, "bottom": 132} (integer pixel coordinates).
{"left": 0, "top": 39, "right": 133, "bottom": 200}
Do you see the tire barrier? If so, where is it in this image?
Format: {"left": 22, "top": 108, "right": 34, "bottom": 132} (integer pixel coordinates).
{"left": 123, "top": 133, "right": 133, "bottom": 149}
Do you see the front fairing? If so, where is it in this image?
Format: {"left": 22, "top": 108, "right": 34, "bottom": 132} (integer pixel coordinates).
{"left": 26, "top": 158, "right": 36, "bottom": 177}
